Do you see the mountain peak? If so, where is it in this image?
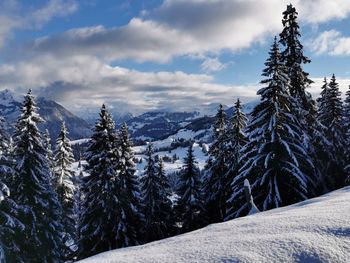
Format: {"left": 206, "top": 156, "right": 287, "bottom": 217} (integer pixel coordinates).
{"left": 0, "top": 89, "right": 16, "bottom": 106}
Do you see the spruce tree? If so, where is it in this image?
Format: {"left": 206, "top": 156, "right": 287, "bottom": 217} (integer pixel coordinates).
{"left": 203, "top": 104, "right": 228, "bottom": 222}
{"left": 229, "top": 39, "right": 314, "bottom": 218}
{"left": 79, "top": 111, "right": 142, "bottom": 259}
{"left": 0, "top": 117, "right": 24, "bottom": 263}
{"left": 279, "top": 4, "right": 328, "bottom": 195}
{"left": 344, "top": 86, "right": 350, "bottom": 185}
{"left": 115, "top": 123, "right": 143, "bottom": 246}
{"left": 320, "top": 75, "right": 346, "bottom": 189}
{"left": 225, "top": 99, "right": 248, "bottom": 221}
{"left": 79, "top": 105, "right": 120, "bottom": 259}
{"left": 141, "top": 145, "right": 173, "bottom": 242}
{"left": 12, "top": 90, "right": 64, "bottom": 262}
{"left": 177, "top": 143, "right": 206, "bottom": 232}
{"left": 53, "top": 122, "right": 75, "bottom": 258}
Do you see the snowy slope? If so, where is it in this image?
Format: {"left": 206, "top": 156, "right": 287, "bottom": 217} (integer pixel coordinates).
{"left": 79, "top": 187, "right": 350, "bottom": 263}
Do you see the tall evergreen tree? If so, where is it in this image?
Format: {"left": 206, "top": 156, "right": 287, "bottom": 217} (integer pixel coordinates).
{"left": 79, "top": 105, "right": 120, "bottom": 259}
{"left": 79, "top": 111, "right": 142, "bottom": 259}
{"left": 12, "top": 90, "right": 64, "bottom": 262}
{"left": 141, "top": 145, "right": 173, "bottom": 242}
{"left": 320, "top": 75, "right": 346, "bottom": 189}
{"left": 203, "top": 104, "right": 228, "bottom": 222}
{"left": 0, "top": 117, "right": 24, "bottom": 263}
{"left": 229, "top": 39, "right": 315, "bottom": 218}
{"left": 344, "top": 86, "right": 350, "bottom": 185}
{"left": 225, "top": 99, "right": 248, "bottom": 221}
{"left": 53, "top": 122, "right": 75, "bottom": 258}
{"left": 315, "top": 77, "right": 338, "bottom": 192}
{"left": 279, "top": 4, "right": 327, "bottom": 195}
{"left": 177, "top": 143, "right": 206, "bottom": 232}
{"left": 115, "top": 123, "right": 143, "bottom": 246}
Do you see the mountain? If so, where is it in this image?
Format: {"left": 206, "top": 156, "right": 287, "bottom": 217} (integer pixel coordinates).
{"left": 79, "top": 186, "right": 350, "bottom": 263}
{"left": 126, "top": 111, "right": 200, "bottom": 140}
{"left": 0, "top": 89, "right": 91, "bottom": 140}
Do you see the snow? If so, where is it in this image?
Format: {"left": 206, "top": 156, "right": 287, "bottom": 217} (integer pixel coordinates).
{"left": 79, "top": 186, "right": 350, "bottom": 263}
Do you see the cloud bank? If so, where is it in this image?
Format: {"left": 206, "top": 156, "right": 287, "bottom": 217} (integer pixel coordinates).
{"left": 1, "top": 0, "right": 350, "bottom": 114}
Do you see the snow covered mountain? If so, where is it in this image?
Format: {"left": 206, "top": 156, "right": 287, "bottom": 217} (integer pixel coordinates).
{"left": 79, "top": 186, "right": 350, "bottom": 263}
{"left": 0, "top": 89, "right": 91, "bottom": 140}
{"left": 126, "top": 111, "right": 201, "bottom": 140}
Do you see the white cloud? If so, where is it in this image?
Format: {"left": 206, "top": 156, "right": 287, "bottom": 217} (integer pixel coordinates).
{"left": 308, "top": 30, "right": 350, "bottom": 56}
{"left": 19, "top": 0, "right": 350, "bottom": 64}
{"left": 0, "top": 55, "right": 259, "bottom": 114}
{"left": 0, "top": 0, "right": 78, "bottom": 48}
{"left": 2, "top": 0, "right": 350, "bottom": 113}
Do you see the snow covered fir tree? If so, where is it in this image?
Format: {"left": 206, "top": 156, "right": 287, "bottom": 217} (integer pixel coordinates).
{"left": 12, "top": 90, "right": 65, "bottom": 262}
{"left": 202, "top": 104, "right": 229, "bottom": 223}
{"left": 176, "top": 142, "right": 206, "bottom": 232}
{"left": 141, "top": 143, "right": 174, "bottom": 242}
{"left": 53, "top": 122, "right": 76, "bottom": 258}
{"left": 0, "top": 3, "right": 349, "bottom": 262}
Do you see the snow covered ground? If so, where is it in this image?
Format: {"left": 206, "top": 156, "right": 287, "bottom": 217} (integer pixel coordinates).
{"left": 79, "top": 186, "right": 350, "bottom": 263}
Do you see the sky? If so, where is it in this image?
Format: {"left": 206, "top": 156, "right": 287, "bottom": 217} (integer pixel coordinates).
{"left": 1, "top": 0, "right": 350, "bottom": 116}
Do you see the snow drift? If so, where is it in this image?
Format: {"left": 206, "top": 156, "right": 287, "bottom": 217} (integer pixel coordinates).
{"left": 79, "top": 187, "right": 350, "bottom": 263}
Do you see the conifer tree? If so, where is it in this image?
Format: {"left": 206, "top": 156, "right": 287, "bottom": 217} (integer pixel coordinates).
{"left": 0, "top": 117, "right": 24, "bottom": 263}
{"left": 279, "top": 4, "right": 327, "bottom": 195}
{"left": 177, "top": 143, "right": 206, "bottom": 232}
{"left": 79, "top": 111, "right": 142, "bottom": 259}
{"left": 344, "top": 86, "right": 350, "bottom": 185}
{"left": 115, "top": 123, "right": 143, "bottom": 246}
{"left": 320, "top": 75, "right": 346, "bottom": 189}
{"left": 12, "top": 90, "right": 64, "bottom": 262}
{"left": 54, "top": 122, "right": 75, "bottom": 258}
{"left": 225, "top": 99, "right": 248, "bottom": 221}
{"left": 79, "top": 105, "right": 120, "bottom": 259}
{"left": 229, "top": 39, "right": 315, "bottom": 218}
{"left": 141, "top": 145, "right": 173, "bottom": 242}
{"left": 203, "top": 104, "right": 228, "bottom": 222}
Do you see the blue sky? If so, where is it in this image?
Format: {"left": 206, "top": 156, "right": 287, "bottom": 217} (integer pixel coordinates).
{"left": 1, "top": 0, "right": 350, "bottom": 115}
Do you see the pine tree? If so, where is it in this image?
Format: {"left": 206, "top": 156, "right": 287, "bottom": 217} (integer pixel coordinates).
{"left": 320, "top": 75, "right": 346, "bottom": 189}
{"left": 225, "top": 99, "right": 248, "bottom": 221}
{"left": 79, "top": 105, "right": 120, "bottom": 259}
{"left": 279, "top": 4, "right": 327, "bottom": 196}
{"left": 344, "top": 86, "right": 350, "bottom": 185}
{"left": 0, "top": 117, "right": 24, "bottom": 263}
{"left": 12, "top": 90, "right": 64, "bottom": 262}
{"left": 53, "top": 122, "right": 75, "bottom": 258}
{"left": 115, "top": 123, "right": 143, "bottom": 246}
{"left": 229, "top": 39, "right": 315, "bottom": 218}
{"left": 141, "top": 144, "right": 173, "bottom": 242}
{"left": 203, "top": 104, "right": 228, "bottom": 222}
{"left": 79, "top": 110, "right": 142, "bottom": 259}
{"left": 177, "top": 143, "right": 206, "bottom": 232}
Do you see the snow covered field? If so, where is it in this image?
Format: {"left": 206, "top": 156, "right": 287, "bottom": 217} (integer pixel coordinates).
{"left": 79, "top": 186, "right": 350, "bottom": 263}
